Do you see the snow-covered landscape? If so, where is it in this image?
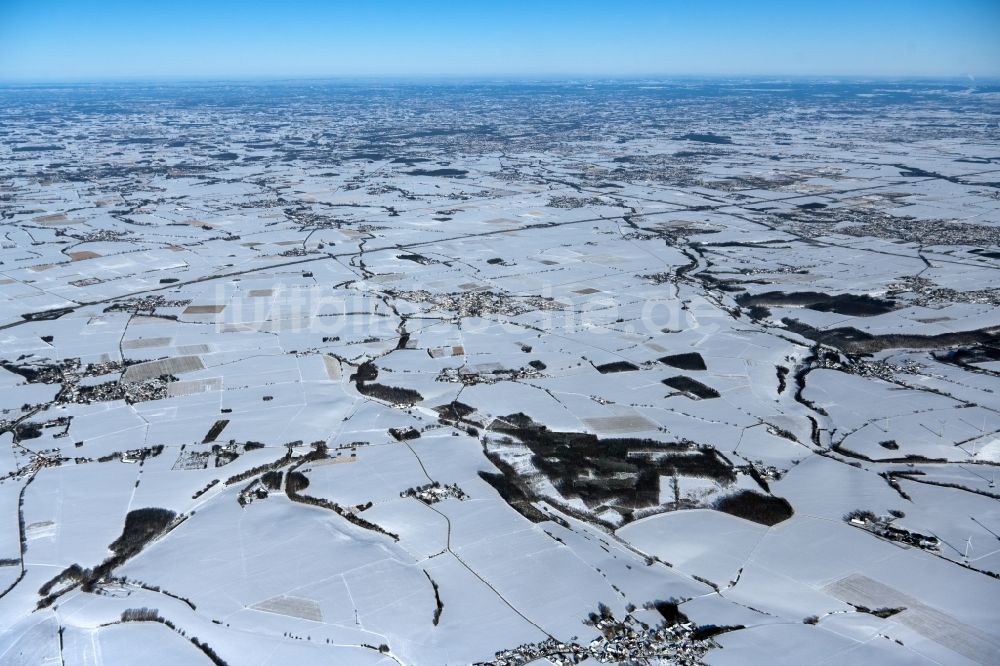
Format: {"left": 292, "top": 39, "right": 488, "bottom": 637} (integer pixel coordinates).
{"left": 1, "top": 79, "right": 999, "bottom": 665}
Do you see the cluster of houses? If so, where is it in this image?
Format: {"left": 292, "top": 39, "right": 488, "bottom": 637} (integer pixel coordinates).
{"left": 2, "top": 356, "right": 170, "bottom": 406}
{"left": 400, "top": 481, "right": 467, "bottom": 505}
{"left": 816, "top": 353, "right": 921, "bottom": 382}
{"left": 436, "top": 364, "right": 544, "bottom": 386}
{"left": 479, "top": 611, "right": 715, "bottom": 665}
{"left": 847, "top": 513, "right": 940, "bottom": 551}
{"left": 389, "top": 288, "right": 563, "bottom": 319}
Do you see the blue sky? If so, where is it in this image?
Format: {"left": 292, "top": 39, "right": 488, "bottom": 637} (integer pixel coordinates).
{"left": 1, "top": 0, "right": 998, "bottom": 81}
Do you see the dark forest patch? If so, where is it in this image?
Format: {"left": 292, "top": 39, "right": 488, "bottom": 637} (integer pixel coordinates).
{"left": 202, "top": 420, "right": 229, "bottom": 443}
{"left": 357, "top": 382, "right": 423, "bottom": 405}
{"left": 406, "top": 168, "right": 468, "bottom": 177}
{"left": 594, "top": 361, "right": 639, "bottom": 374}
{"left": 488, "top": 413, "right": 734, "bottom": 512}
{"left": 479, "top": 455, "right": 549, "bottom": 524}
{"left": 351, "top": 360, "right": 423, "bottom": 405}
{"left": 737, "top": 291, "right": 896, "bottom": 317}
{"left": 12, "top": 144, "right": 65, "bottom": 152}
{"left": 783, "top": 319, "right": 1000, "bottom": 354}
{"left": 433, "top": 400, "right": 476, "bottom": 422}
{"left": 108, "top": 508, "right": 177, "bottom": 559}
{"left": 679, "top": 133, "right": 732, "bottom": 145}
{"left": 658, "top": 352, "right": 707, "bottom": 371}
{"left": 714, "top": 490, "right": 793, "bottom": 526}
{"left": 397, "top": 253, "right": 434, "bottom": 264}
{"left": 935, "top": 344, "right": 1000, "bottom": 367}
{"left": 662, "top": 376, "right": 720, "bottom": 399}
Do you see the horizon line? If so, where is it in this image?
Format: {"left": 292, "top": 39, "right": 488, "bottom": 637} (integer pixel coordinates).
{"left": 0, "top": 72, "right": 996, "bottom": 87}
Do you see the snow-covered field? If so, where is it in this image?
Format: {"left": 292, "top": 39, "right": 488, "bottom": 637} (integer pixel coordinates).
{"left": 1, "top": 80, "right": 999, "bottom": 665}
